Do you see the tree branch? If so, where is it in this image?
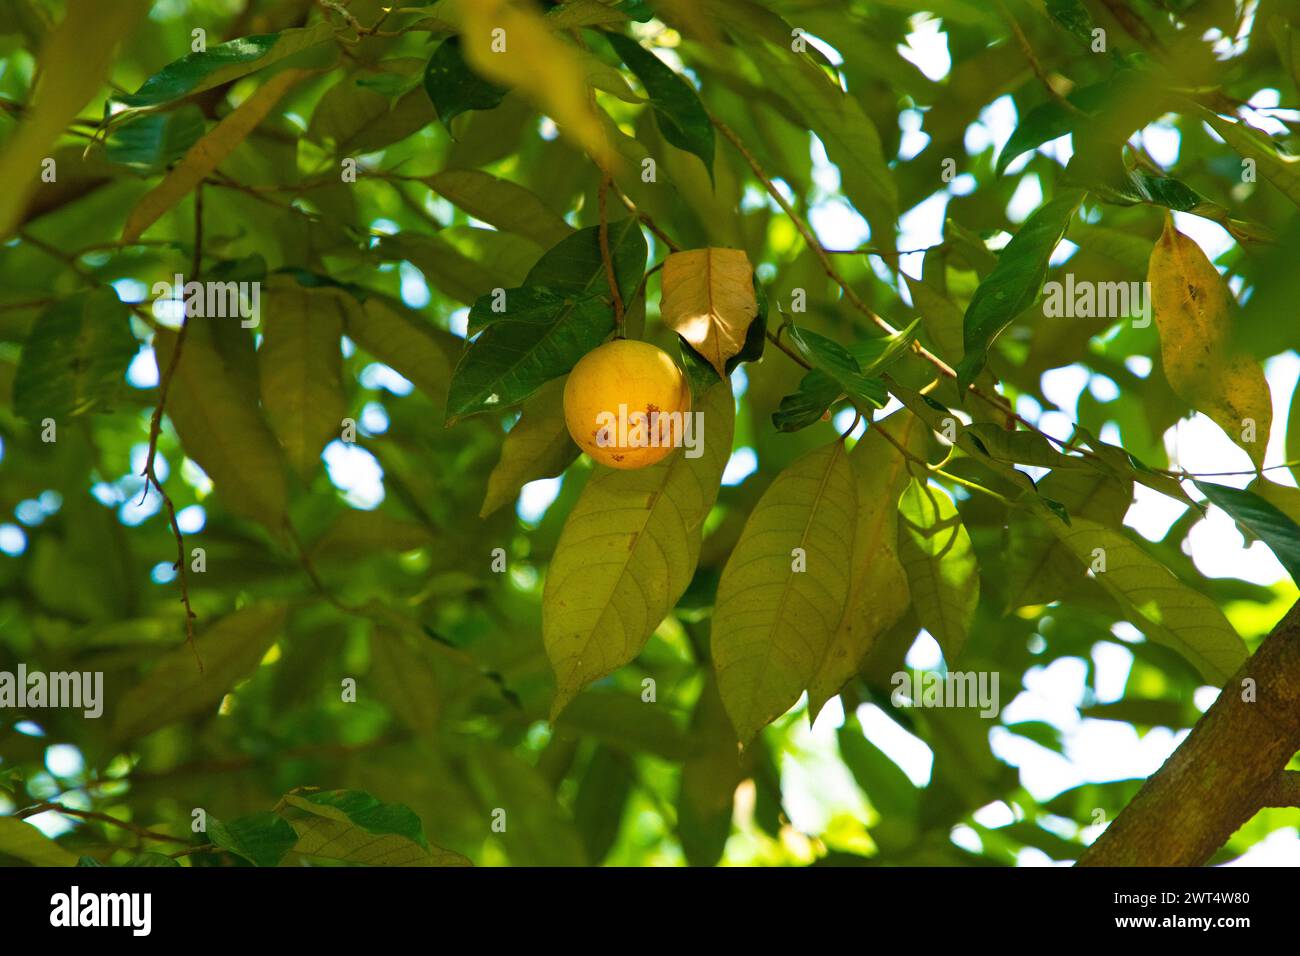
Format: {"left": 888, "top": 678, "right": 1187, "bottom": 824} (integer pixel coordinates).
{"left": 1077, "top": 599, "right": 1300, "bottom": 866}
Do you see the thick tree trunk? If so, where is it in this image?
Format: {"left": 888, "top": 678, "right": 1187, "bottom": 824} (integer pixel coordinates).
{"left": 1077, "top": 599, "right": 1300, "bottom": 866}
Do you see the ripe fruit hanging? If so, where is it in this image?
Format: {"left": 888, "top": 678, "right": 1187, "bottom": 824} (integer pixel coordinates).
{"left": 563, "top": 339, "right": 692, "bottom": 469}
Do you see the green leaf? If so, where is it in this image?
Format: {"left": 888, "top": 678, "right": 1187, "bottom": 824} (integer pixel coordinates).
{"left": 341, "top": 296, "right": 457, "bottom": 410}
{"left": 1199, "top": 108, "right": 1300, "bottom": 210}
{"left": 258, "top": 277, "right": 350, "bottom": 480}
{"left": 1193, "top": 480, "right": 1300, "bottom": 585}
{"left": 105, "top": 105, "right": 206, "bottom": 172}
{"left": 787, "top": 325, "right": 889, "bottom": 408}
{"left": 713, "top": 439, "right": 858, "bottom": 744}
{"left": 557, "top": 691, "right": 692, "bottom": 761}
{"left": 956, "top": 189, "right": 1085, "bottom": 390}
{"left": 838, "top": 713, "right": 919, "bottom": 853}
{"left": 208, "top": 811, "right": 298, "bottom": 867}
{"left": 426, "top": 168, "right": 574, "bottom": 247}
{"left": 14, "top": 289, "right": 137, "bottom": 420}
{"left": 808, "top": 412, "right": 922, "bottom": 717}
{"left": 309, "top": 74, "right": 435, "bottom": 155}
{"left": 155, "top": 319, "right": 289, "bottom": 532}
{"left": 997, "top": 83, "right": 1109, "bottom": 176}
{"left": 1045, "top": 0, "right": 1096, "bottom": 44}
{"left": 1006, "top": 468, "right": 1132, "bottom": 608}
{"left": 544, "top": 383, "right": 734, "bottom": 717}
{"left": 282, "top": 789, "right": 471, "bottom": 866}
{"left": 111, "top": 604, "right": 286, "bottom": 741}
{"left": 676, "top": 676, "right": 742, "bottom": 866}
{"left": 897, "top": 478, "right": 979, "bottom": 662}
{"left": 1032, "top": 507, "right": 1249, "bottom": 683}
{"left": 116, "top": 23, "right": 336, "bottom": 109}
{"left": 480, "top": 378, "right": 579, "bottom": 517}
{"left": 772, "top": 368, "right": 841, "bottom": 432}
{"left": 369, "top": 627, "right": 441, "bottom": 737}
{"left": 606, "top": 32, "right": 715, "bottom": 180}
{"left": 446, "top": 220, "right": 647, "bottom": 422}
{"left": 572, "top": 747, "right": 633, "bottom": 863}
{"left": 964, "top": 422, "right": 1091, "bottom": 469}
{"left": 0, "top": 817, "right": 78, "bottom": 866}
{"left": 423, "top": 35, "right": 506, "bottom": 126}
{"left": 738, "top": 33, "right": 896, "bottom": 245}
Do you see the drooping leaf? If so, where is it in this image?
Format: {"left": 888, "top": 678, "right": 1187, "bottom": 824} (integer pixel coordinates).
{"left": 807, "top": 412, "right": 922, "bottom": 718}
{"left": 572, "top": 746, "right": 633, "bottom": 863}
{"left": 480, "top": 378, "right": 579, "bottom": 517}
{"left": 154, "top": 320, "right": 288, "bottom": 532}
{"left": 0, "top": 0, "right": 148, "bottom": 239}
{"left": 122, "top": 68, "right": 309, "bottom": 243}
{"left": 258, "top": 277, "right": 350, "bottom": 480}
{"left": 660, "top": 248, "right": 758, "bottom": 377}
{"left": 111, "top": 604, "right": 286, "bottom": 741}
{"left": 0, "top": 817, "right": 78, "bottom": 866}
{"left": 544, "top": 383, "right": 734, "bottom": 717}
{"left": 208, "top": 811, "right": 298, "bottom": 867}
{"left": 281, "top": 789, "right": 470, "bottom": 866}
{"left": 115, "top": 23, "right": 336, "bottom": 110}
{"left": 676, "top": 676, "right": 742, "bottom": 866}
{"left": 1147, "top": 216, "right": 1272, "bottom": 467}
{"left": 13, "top": 289, "right": 137, "bottom": 420}
{"left": 1193, "top": 480, "right": 1300, "bottom": 585}
{"left": 446, "top": 220, "right": 647, "bottom": 422}
{"left": 425, "top": 168, "right": 574, "bottom": 247}
{"left": 105, "top": 105, "right": 206, "bottom": 173}
{"left": 956, "top": 189, "right": 1085, "bottom": 390}
{"left": 605, "top": 32, "right": 714, "bottom": 179}
{"left": 897, "top": 478, "right": 978, "bottom": 662}
{"left": 713, "top": 439, "right": 857, "bottom": 744}
{"left": 458, "top": 0, "right": 613, "bottom": 166}
{"left": 1032, "top": 507, "right": 1249, "bottom": 683}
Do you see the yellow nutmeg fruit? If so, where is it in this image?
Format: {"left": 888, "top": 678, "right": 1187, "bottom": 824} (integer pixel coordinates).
{"left": 563, "top": 339, "right": 692, "bottom": 469}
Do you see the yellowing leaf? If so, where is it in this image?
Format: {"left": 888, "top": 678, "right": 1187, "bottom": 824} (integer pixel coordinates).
{"left": 121, "top": 68, "right": 308, "bottom": 243}
{"left": 661, "top": 248, "right": 758, "bottom": 377}
{"left": 0, "top": 817, "right": 78, "bottom": 866}
{"left": 480, "top": 378, "right": 578, "bottom": 517}
{"left": 897, "top": 478, "right": 978, "bottom": 662}
{"left": 154, "top": 321, "right": 288, "bottom": 533}
{"left": 1148, "top": 217, "right": 1272, "bottom": 468}
{"left": 544, "top": 384, "right": 734, "bottom": 718}
{"left": 0, "top": 0, "right": 148, "bottom": 239}
{"left": 457, "top": 0, "right": 613, "bottom": 168}
{"left": 807, "top": 412, "right": 922, "bottom": 719}
{"left": 1033, "top": 508, "right": 1248, "bottom": 683}
{"left": 713, "top": 439, "right": 857, "bottom": 744}
{"left": 258, "top": 277, "right": 351, "bottom": 480}
{"left": 111, "top": 604, "right": 286, "bottom": 741}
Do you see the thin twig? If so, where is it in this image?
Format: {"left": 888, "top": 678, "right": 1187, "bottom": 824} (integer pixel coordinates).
{"left": 598, "top": 173, "right": 626, "bottom": 335}
{"left": 14, "top": 803, "right": 189, "bottom": 845}
{"left": 140, "top": 186, "right": 205, "bottom": 671}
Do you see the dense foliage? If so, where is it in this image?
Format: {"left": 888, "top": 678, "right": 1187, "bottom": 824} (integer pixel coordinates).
{"left": 1, "top": 0, "right": 1298, "bottom": 867}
